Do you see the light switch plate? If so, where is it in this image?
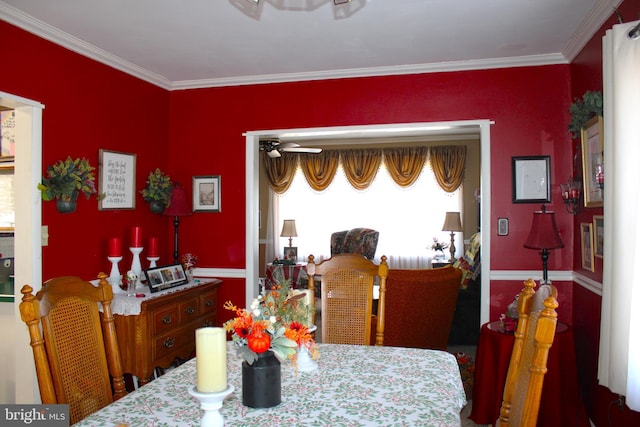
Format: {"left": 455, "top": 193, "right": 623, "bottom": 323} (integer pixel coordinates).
{"left": 498, "top": 218, "right": 509, "bottom": 236}
{"left": 42, "top": 225, "right": 49, "bottom": 246}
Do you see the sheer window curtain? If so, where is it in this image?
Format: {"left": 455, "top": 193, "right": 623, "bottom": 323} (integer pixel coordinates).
{"left": 599, "top": 20, "right": 640, "bottom": 411}
{"left": 275, "top": 161, "right": 462, "bottom": 269}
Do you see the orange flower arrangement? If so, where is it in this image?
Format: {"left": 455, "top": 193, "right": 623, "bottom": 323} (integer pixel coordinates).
{"left": 223, "top": 279, "right": 318, "bottom": 365}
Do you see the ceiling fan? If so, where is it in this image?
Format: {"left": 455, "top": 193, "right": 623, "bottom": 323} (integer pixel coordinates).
{"left": 260, "top": 139, "right": 322, "bottom": 158}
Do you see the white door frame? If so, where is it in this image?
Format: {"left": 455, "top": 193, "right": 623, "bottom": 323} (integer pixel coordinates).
{"left": 245, "top": 120, "right": 492, "bottom": 324}
{"left": 0, "top": 90, "right": 44, "bottom": 404}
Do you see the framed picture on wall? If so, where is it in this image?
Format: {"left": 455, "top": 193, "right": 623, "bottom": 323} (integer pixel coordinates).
{"left": 593, "top": 215, "right": 604, "bottom": 258}
{"left": 98, "top": 149, "right": 136, "bottom": 210}
{"left": 512, "top": 156, "right": 551, "bottom": 203}
{"left": 581, "top": 222, "right": 594, "bottom": 272}
{"left": 193, "top": 175, "right": 221, "bottom": 212}
{"left": 581, "top": 116, "right": 604, "bottom": 207}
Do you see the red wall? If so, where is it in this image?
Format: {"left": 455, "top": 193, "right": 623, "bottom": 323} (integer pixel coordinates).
{"left": 168, "top": 66, "right": 574, "bottom": 320}
{"left": 4, "top": 18, "right": 576, "bottom": 325}
{"left": 2, "top": 21, "right": 173, "bottom": 280}
{"left": 569, "top": 0, "right": 640, "bottom": 425}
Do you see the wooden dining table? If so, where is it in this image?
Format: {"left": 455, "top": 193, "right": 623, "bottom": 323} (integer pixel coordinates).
{"left": 74, "top": 342, "right": 467, "bottom": 426}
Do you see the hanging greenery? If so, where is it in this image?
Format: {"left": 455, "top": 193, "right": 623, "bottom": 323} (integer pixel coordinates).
{"left": 568, "top": 91, "right": 603, "bottom": 139}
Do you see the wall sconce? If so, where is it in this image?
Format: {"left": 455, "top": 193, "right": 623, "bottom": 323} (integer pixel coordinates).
{"left": 595, "top": 163, "right": 604, "bottom": 189}
{"left": 560, "top": 178, "right": 582, "bottom": 214}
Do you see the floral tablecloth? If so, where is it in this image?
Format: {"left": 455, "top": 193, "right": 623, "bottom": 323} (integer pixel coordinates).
{"left": 74, "top": 343, "right": 467, "bottom": 426}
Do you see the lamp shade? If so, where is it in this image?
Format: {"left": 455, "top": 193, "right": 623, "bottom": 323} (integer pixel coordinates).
{"left": 442, "top": 212, "right": 463, "bottom": 232}
{"left": 163, "top": 185, "right": 191, "bottom": 217}
{"left": 524, "top": 207, "right": 564, "bottom": 250}
{"left": 280, "top": 219, "right": 298, "bottom": 237}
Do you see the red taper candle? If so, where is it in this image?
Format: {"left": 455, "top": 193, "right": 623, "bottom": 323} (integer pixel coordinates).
{"left": 131, "top": 226, "right": 143, "bottom": 248}
{"left": 108, "top": 238, "right": 121, "bottom": 257}
{"left": 148, "top": 237, "right": 159, "bottom": 257}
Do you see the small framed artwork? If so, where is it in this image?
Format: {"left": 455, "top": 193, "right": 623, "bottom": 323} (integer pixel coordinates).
{"left": 284, "top": 247, "right": 298, "bottom": 261}
{"left": 98, "top": 149, "right": 136, "bottom": 210}
{"left": 1, "top": 110, "right": 15, "bottom": 160}
{"left": 581, "top": 222, "right": 594, "bottom": 272}
{"left": 144, "top": 263, "right": 189, "bottom": 293}
{"left": 512, "top": 156, "right": 551, "bottom": 204}
{"left": 581, "top": 116, "right": 604, "bottom": 207}
{"left": 497, "top": 218, "right": 509, "bottom": 236}
{"left": 593, "top": 215, "right": 604, "bottom": 258}
{"left": 193, "top": 175, "right": 221, "bottom": 212}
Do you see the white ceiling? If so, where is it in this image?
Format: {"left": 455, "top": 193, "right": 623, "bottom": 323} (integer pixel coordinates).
{"left": 0, "top": 0, "right": 623, "bottom": 90}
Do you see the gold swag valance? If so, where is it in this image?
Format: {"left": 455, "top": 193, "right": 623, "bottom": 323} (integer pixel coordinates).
{"left": 263, "top": 145, "right": 466, "bottom": 194}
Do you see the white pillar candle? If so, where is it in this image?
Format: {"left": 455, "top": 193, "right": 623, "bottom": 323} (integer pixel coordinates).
{"left": 196, "top": 327, "right": 227, "bottom": 393}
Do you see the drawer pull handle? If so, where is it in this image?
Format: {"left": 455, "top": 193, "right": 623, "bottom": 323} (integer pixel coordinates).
{"left": 163, "top": 337, "right": 176, "bottom": 348}
{"left": 162, "top": 314, "right": 172, "bottom": 324}
{"left": 203, "top": 320, "right": 213, "bottom": 327}
{"left": 205, "top": 299, "right": 213, "bottom": 307}
{"left": 186, "top": 306, "right": 196, "bottom": 314}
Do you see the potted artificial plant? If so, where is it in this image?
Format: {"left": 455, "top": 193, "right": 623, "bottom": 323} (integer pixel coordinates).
{"left": 38, "top": 156, "right": 103, "bottom": 213}
{"left": 568, "top": 90, "right": 603, "bottom": 139}
{"left": 140, "top": 168, "right": 173, "bottom": 214}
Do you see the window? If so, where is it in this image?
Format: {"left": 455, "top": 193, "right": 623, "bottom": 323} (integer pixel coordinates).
{"left": 278, "top": 160, "right": 462, "bottom": 268}
{"left": 0, "top": 163, "right": 15, "bottom": 230}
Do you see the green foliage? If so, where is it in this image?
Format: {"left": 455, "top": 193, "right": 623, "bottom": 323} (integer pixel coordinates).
{"left": 37, "top": 156, "right": 103, "bottom": 201}
{"left": 568, "top": 91, "right": 603, "bottom": 139}
{"left": 140, "top": 168, "right": 173, "bottom": 206}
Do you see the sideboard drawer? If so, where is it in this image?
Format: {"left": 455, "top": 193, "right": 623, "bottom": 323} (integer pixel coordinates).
{"left": 200, "top": 290, "right": 217, "bottom": 312}
{"left": 114, "top": 279, "right": 222, "bottom": 385}
{"left": 153, "top": 330, "right": 191, "bottom": 358}
{"left": 179, "top": 297, "right": 200, "bottom": 321}
{"left": 153, "top": 305, "right": 179, "bottom": 334}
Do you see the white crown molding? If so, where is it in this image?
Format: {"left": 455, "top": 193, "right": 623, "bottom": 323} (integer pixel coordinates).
{"left": 562, "top": 0, "right": 624, "bottom": 62}
{"left": 170, "top": 54, "right": 567, "bottom": 90}
{"left": 0, "top": 2, "right": 173, "bottom": 90}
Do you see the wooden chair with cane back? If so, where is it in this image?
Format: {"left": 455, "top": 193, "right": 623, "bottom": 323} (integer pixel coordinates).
{"left": 306, "top": 253, "right": 388, "bottom": 346}
{"left": 497, "top": 278, "right": 559, "bottom": 427}
{"left": 19, "top": 272, "right": 128, "bottom": 424}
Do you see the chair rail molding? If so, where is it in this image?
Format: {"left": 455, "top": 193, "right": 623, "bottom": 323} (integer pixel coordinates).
{"left": 490, "top": 269, "right": 601, "bottom": 296}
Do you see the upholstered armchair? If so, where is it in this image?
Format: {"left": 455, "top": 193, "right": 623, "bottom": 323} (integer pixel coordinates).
{"left": 330, "top": 228, "right": 379, "bottom": 260}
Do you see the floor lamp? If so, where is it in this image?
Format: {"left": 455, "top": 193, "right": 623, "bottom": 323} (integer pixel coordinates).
{"left": 523, "top": 205, "right": 564, "bottom": 285}
{"left": 163, "top": 184, "right": 191, "bottom": 264}
{"left": 442, "top": 212, "right": 463, "bottom": 263}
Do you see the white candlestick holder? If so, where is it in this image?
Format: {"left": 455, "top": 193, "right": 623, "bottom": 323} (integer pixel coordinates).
{"left": 107, "top": 256, "right": 123, "bottom": 292}
{"left": 189, "top": 385, "right": 234, "bottom": 427}
{"left": 147, "top": 256, "right": 159, "bottom": 268}
{"left": 129, "top": 247, "right": 143, "bottom": 289}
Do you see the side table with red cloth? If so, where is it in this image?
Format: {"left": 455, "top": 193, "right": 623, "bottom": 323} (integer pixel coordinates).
{"left": 468, "top": 321, "right": 589, "bottom": 426}
{"left": 264, "top": 263, "right": 309, "bottom": 290}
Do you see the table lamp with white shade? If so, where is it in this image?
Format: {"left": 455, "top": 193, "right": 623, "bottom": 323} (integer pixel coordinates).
{"left": 442, "top": 212, "right": 463, "bottom": 263}
{"left": 280, "top": 219, "right": 298, "bottom": 261}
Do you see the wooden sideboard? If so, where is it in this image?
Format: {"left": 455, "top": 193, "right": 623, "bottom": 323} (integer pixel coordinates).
{"left": 113, "top": 279, "right": 222, "bottom": 384}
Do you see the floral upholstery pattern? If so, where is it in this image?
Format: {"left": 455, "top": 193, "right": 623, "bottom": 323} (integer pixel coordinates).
{"left": 330, "top": 228, "right": 379, "bottom": 260}
{"left": 453, "top": 231, "right": 481, "bottom": 288}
